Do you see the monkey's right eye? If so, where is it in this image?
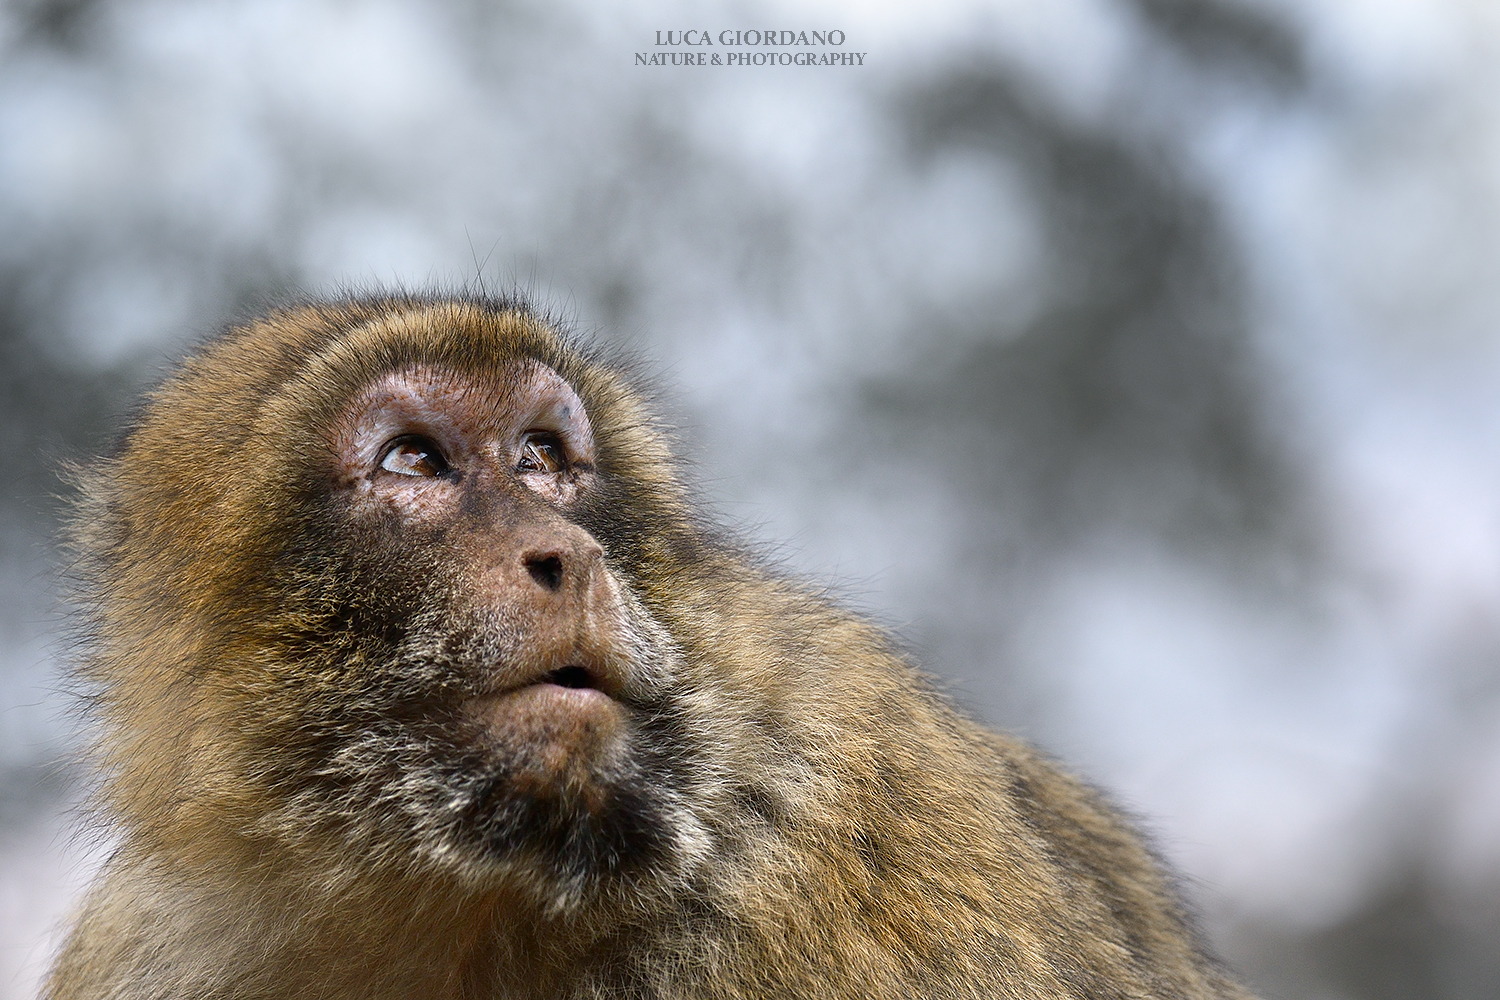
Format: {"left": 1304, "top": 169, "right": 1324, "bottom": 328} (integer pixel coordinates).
{"left": 378, "top": 436, "right": 451, "bottom": 477}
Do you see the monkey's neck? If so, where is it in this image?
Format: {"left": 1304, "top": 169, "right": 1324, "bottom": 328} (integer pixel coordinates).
{"left": 123, "top": 842, "right": 610, "bottom": 1000}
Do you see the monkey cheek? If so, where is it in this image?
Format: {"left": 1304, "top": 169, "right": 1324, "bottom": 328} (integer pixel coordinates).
{"left": 463, "top": 685, "right": 626, "bottom": 809}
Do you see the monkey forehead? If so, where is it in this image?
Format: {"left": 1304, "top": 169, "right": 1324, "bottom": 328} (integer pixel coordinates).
{"left": 328, "top": 360, "right": 596, "bottom": 468}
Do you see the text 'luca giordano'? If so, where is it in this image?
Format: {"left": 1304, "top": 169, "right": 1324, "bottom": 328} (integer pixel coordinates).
{"left": 637, "top": 29, "right": 866, "bottom": 67}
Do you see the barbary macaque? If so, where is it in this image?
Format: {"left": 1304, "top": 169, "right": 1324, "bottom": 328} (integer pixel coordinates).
{"left": 46, "top": 296, "right": 1255, "bottom": 999}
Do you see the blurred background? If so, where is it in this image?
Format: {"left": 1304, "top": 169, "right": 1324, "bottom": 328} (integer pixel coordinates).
{"left": 2, "top": 0, "right": 1499, "bottom": 997}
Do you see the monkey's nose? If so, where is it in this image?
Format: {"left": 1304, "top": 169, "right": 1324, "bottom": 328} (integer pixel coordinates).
{"left": 520, "top": 539, "right": 603, "bottom": 594}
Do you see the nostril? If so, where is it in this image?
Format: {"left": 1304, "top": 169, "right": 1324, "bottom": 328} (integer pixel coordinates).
{"left": 524, "top": 554, "right": 564, "bottom": 592}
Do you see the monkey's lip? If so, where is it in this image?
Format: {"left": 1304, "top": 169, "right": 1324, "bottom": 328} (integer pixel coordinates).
{"left": 461, "top": 674, "right": 625, "bottom": 768}
{"left": 468, "top": 660, "right": 622, "bottom": 707}
{"left": 466, "top": 679, "right": 615, "bottom": 712}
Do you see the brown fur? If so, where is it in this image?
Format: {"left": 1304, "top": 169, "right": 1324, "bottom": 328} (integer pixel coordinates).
{"left": 46, "top": 296, "right": 1255, "bottom": 999}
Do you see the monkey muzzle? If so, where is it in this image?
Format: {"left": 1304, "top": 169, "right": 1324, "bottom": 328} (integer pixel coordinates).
{"left": 455, "top": 514, "right": 637, "bottom": 801}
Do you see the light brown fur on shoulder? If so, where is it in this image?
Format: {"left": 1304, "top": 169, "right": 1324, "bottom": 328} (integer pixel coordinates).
{"left": 48, "top": 295, "right": 1255, "bottom": 1000}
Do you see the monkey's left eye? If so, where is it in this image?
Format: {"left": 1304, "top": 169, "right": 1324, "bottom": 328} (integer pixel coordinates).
{"left": 379, "top": 435, "right": 451, "bottom": 477}
{"left": 517, "top": 432, "right": 565, "bottom": 474}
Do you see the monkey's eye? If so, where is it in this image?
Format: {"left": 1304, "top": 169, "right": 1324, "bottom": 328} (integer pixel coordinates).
{"left": 517, "top": 432, "right": 565, "bottom": 474}
{"left": 378, "top": 435, "right": 450, "bottom": 477}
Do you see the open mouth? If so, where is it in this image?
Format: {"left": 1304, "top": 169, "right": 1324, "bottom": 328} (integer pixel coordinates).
{"left": 543, "top": 665, "right": 599, "bottom": 690}
{"left": 468, "top": 649, "right": 626, "bottom": 705}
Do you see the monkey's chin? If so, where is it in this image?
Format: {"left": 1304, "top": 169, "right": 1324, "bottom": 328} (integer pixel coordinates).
{"left": 463, "top": 683, "right": 626, "bottom": 805}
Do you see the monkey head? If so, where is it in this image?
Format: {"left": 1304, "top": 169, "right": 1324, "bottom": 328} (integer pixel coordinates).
{"left": 80, "top": 299, "right": 720, "bottom": 914}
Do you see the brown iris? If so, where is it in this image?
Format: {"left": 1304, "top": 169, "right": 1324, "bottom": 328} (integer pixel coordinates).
{"left": 517, "top": 432, "right": 564, "bottom": 474}
{"left": 378, "top": 435, "right": 450, "bottom": 477}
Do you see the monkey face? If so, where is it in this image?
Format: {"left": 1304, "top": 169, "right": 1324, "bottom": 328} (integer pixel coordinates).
{"left": 248, "top": 357, "right": 708, "bottom": 906}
